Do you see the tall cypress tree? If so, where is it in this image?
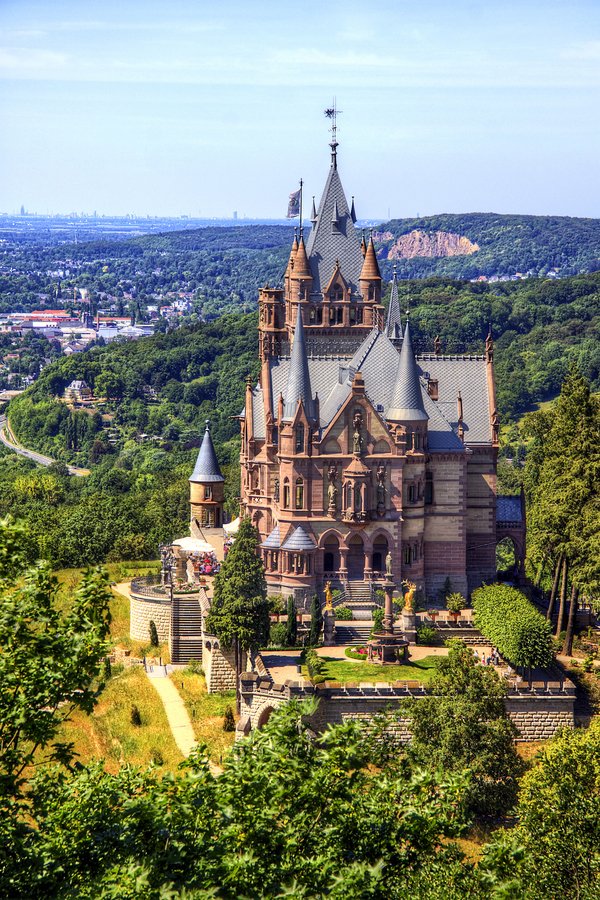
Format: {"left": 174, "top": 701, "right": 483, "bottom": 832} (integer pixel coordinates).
{"left": 285, "top": 595, "right": 297, "bottom": 647}
{"left": 309, "top": 594, "right": 323, "bottom": 647}
{"left": 206, "top": 517, "right": 269, "bottom": 712}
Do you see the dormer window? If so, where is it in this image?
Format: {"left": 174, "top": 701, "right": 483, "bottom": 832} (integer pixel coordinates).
{"left": 330, "top": 285, "right": 343, "bottom": 302}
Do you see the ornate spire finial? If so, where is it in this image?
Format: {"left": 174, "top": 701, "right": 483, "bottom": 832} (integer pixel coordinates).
{"left": 324, "top": 99, "right": 342, "bottom": 168}
{"left": 205, "top": 419, "right": 211, "bottom": 431}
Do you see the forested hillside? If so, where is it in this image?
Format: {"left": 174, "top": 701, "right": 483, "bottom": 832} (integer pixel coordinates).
{"left": 2, "top": 213, "right": 599, "bottom": 318}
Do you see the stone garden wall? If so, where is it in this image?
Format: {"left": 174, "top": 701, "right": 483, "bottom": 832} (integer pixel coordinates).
{"left": 203, "top": 635, "right": 247, "bottom": 692}
{"left": 237, "top": 671, "right": 576, "bottom": 743}
{"left": 130, "top": 594, "right": 171, "bottom": 643}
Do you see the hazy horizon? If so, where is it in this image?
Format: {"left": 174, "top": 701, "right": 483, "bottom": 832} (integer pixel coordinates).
{"left": 1, "top": 0, "right": 599, "bottom": 219}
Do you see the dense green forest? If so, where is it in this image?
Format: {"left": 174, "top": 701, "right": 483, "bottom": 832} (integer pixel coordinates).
{"left": 2, "top": 213, "right": 599, "bottom": 318}
{"left": 379, "top": 212, "right": 600, "bottom": 279}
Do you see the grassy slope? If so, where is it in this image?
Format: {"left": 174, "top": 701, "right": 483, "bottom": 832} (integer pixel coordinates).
{"left": 170, "top": 670, "right": 236, "bottom": 764}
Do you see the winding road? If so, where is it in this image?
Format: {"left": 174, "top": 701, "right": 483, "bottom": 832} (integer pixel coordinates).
{"left": 0, "top": 414, "right": 89, "bottom": 477}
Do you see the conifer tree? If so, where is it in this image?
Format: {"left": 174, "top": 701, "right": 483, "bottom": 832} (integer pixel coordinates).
{"left": 285, "top": 595, "right": 297, "bottom": 647}
{"left": 206, "top": 517, "right": 269, "bottom": 712}
{"left": 309, "top": 594, "right": 323, "bottom": 646}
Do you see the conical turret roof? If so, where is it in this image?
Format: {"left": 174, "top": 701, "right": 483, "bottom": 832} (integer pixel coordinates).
{"left": 294, "top": 234, "right": 310, "bottom": 277}
{"left": 360, "top": 236, "right": 381, "bottom": 281}
{"left": 386, "top": 268, "right": 402, "bottom": 340}
{"left": 283, "top": 311, "right": 316, "bottom": 421}
{"left": 190, "top": 421, "right": 225, "bottom": 483}
{"left": 387, "top": 321, "right": 428, "bottom": 422}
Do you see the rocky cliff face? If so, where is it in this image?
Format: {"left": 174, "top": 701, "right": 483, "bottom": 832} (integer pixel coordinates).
{"left": 374, "top": 230, "right": 479, "bottom": 259}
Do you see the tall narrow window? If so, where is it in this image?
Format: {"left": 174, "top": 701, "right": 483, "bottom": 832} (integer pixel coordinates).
{"left": 295, "top": 478, "right": 304, "bottom": 509}
{"left": 295, "top": 424, "right": 304, "bottom": 453}
{"left": 283, "top": 478, "right": 290, "bottom": 509}
{"left": 204, "top": 485, "right": 212, "bottom": 500}
{"left": 425, "top": 472, "right": 433, "bottom": 505}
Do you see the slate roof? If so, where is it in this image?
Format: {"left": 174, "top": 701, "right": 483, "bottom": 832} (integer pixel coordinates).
{"left": 282, "top": 312, "right": 316, "bottom": 421}
{"left": 387, "top": 321, "right": 429, "bottom": 422}
{"left": 497, "top": 495, "right": 523, "bottom": 523}
{"left": 189, "top": 422, "right": 225, "bottom": 483}
{"left": 281, "top": 526, "right": 317, "bottom": 551}
{"left": 386, "top": 271, "right": 403, "bottom": 341}
{"left": 246, "top": 329, "right": 492, "bottom": 451}
{"left": 305, "top": 159, "right": 364, "bottom": 298}
{"left": 261, "top": 525, "right": 281, "bottom": 549}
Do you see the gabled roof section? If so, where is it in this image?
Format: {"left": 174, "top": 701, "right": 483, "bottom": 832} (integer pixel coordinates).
{"left": 281, "top": 526, "right": 316, "bottom": 551}
{"left": 386, "top": 269, "right": 403, "bottom": 341}
{"left": 283, "top": 312, "right": 316, "bottom": 421}
{"left": 305, "top": 159, "right": 364, "bottom": 297}
{"left": 387, "top": 321, "right": 429, "bottom": 422}
{"left": 190, "top": 421, "right": 225, "bottom": 483}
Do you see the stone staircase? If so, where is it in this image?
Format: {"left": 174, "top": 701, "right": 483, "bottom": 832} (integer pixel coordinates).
{"left": 334, "top": 622, "right": 374, "bottom": 645}
{"left": 342, "top": 581, "right": 383, "bottom": 620}
{"left": 170, "top": 595, "right": 204, "bottom": 665}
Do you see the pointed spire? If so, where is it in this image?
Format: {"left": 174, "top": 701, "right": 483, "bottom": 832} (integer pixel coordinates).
{"left": 387, "top": 320, "right": 428, "bottom": 422}
{"left": 360, "top": 231, "right": 367, "bottom": 257}
{"left": 283, "top": 311, "right": 316, "bottom": 421}
{"left": 311, "top": 195, "right": 317, "bottom": 224}
{"left": 294, "top": 233, "right": 310, "bottom": 277}
{"left": 350, "top": 196, "right": 357, "bottom": 223}
{"left": 190, "top": 420, "right": 225, "bottom": 483}
{"left": 386, "top": 266, "right": 402, "bottom": 340}
{"left": 331, "top": 199, "right": 339, "bottom": 229}
{"left": 360, "top": 235, "right": 381, "bottom": 281}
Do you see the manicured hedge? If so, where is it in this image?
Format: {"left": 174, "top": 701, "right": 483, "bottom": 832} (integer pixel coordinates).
{"left": 472, "top": 585, "right": 553, "bottom": 669}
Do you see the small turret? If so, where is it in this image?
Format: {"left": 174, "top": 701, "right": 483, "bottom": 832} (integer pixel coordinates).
{"left": 359, "top": 235, "right": 382, "bottom": 305}
{"left": 386, "top": 265, "right": 402, "bottom": 343}
{"left": 282, "top": 311, "right": 317, "bottom": 422}
{"left": 189, "top": 420, "right": 225, "bottom": 530}
{"left": 387, "top": 321, "right": 428, "bottom": 424}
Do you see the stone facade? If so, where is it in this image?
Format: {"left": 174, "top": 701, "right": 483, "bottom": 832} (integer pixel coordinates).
{"left": 239, "top": 143, "right": 523, "bottom": 603}
{"left": 203, "top": 635, "right": 247, "bottom": 693}
{"left": 130, "top": 593, "right": 171, "bottom": 643}
{"left": 238, "top": 672, "right": 575, "bottom": 743}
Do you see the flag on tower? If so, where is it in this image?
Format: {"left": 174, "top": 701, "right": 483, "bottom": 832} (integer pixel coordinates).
{"left": 286, "top": 189, "right": 301, "bottom": 218}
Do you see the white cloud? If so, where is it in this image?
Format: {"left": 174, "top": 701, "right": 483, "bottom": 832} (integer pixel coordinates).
{"left": 0, "top": 48, "right": 67, "bottom": 74}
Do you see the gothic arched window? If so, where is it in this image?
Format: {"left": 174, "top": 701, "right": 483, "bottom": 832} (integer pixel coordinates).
{"left": 283, "top": 478, "right": 290, "bottom": 509}
{"left": 295, "top": 424, "right": 304, "bottom": 453}
{"left": 295, "top": 478, "right": 304, "bottom": 509}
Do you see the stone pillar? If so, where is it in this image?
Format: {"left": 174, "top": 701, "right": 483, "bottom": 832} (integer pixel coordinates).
{"left": 323, "top": 609, "right": 335, "bottom": 646}
{"left": 401, "top": 609, "right": 417, "bottom": 644}
{"left": 383, "top": 576, "right": 395, "bottom": 634}
{"left": 339, "top": 548, "right": 348, "bottom": 581}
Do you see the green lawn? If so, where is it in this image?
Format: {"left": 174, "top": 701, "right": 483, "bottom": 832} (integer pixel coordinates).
{"left": 305, "top": 655, "right": 440, "bottom": 685}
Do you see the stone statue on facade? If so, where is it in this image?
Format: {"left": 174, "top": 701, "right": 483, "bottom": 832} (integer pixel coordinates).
{"left": 352, "top": 410, "right": 363, "bottom": 455}
{"left": 385, "top": 550, "right": 393, "bottom": 578}
{"left": 376, "top": 464, "right": 386, "bottom": 514}
{"left": 327, "top": 480, "right": 338, "bottom": 509}
{"left": 324, "top": 580, "right": 334, "bottom": 611}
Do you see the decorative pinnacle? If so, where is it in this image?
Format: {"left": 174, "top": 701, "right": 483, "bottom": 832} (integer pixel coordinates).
{"left": 205, "top": 419, "right": 211, "bottom": 431}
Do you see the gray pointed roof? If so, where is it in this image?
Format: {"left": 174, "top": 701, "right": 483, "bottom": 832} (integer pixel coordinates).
{"left": 305, "top": 159, "right": 364, "bottom": 297}
{"left": 387, "top": 321, "right": 429, "bottom": 422}
{"left": 283, "top": 312, "right": 316, "bottom": 421}
{"left": 261, "top": 525, "right": 281, "bottom": 549}
{"left": 189, "top": 422, "right": 225, "bottom": 483}
{"left": 386, "top": 271, "right": 403, "bottom": 341}
{"left": 281, "top": 526, "right": 316, "bottom": 551}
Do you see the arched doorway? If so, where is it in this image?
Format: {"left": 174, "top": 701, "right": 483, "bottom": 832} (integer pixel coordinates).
{"left": 347, "top": 533, "right": 365, "bottom": 580}
{"left": 372, "top": 536, "right": 389, "bottom": 575}
{"left": 323, "top": 536, "right": 340, "bottom": 574}
{"left": 257, "top": 706, "right": 275, "bottom": 729}
{"left": 496, "top": 537, "right": 517, "bottom": 580}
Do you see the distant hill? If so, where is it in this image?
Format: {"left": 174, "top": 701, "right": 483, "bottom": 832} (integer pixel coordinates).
{"left": 374, "top": 213, "right": 600, "bottom": 280}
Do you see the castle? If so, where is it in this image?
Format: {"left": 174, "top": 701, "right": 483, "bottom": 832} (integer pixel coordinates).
{"left": 232, "top": 136, "right": 524, "bottom": 604}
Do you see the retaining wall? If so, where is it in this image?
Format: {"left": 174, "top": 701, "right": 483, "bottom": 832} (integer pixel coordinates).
{"left": 130, "top": 593, "right": 171, "bottom": 643}
{"left": 238, "top": 672, "right": 576, "bottom": 742}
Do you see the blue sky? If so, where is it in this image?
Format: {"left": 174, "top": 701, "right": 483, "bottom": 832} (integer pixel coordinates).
{"left": 1, "top": 0, "right": 599, "bottom": 219}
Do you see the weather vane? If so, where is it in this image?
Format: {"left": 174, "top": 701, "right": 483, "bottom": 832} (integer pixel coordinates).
{"left": 324, "top": 99, "right": 342, "bottom": 161}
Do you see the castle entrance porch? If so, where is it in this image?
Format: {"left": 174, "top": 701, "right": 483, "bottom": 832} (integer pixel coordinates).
{"left": 323, "top": 536, "right": 340, "bottom": 574}
{"left": 372, "top": 537, "right": 389, "bottom": 576}
{"left": 347, "top": 533, "right": 365, "bottom": 580}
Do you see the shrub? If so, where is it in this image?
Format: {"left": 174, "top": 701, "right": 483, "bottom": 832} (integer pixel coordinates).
{"left": 186, "top": 658, "right": 202, "bottom": 675}
{"left": 416, "top": 625, "right": 438, "bottom": 646}
{"left": 149, "top": 620, "right": 159, "bottom": 647}
{"left": 345, "top": 646, "right": 368, "bottom": 660}
{"left": 150, "top": 748, "right": 164, "bottom": 766}
{"left": 472, "top": 584, "right": 553, "bottom": 669}
{"left": 103, "top": 657, "right": 112, "bottom": 679}
{"left": 269, "top": 622, "right": 288, "bottom": 647}
{"left": 130, "top": 705, "right": 142, "bottom": 727}
{"left": 335, "top": 605, "right": 353, "bottom": 621}
{"left": 305, "top": 648, "right": 325, "bottom": 682}
{"left": 223, "top": 705, "right": 235, "bottom": 732}
{"left": 446, "top": 592, "right": 465, "bottom": 615}
{"left": 268, "top": 594, "right": 285, "bottom": 617}
{"left": 371, "top": 608, "right": 384, "bottom": 635}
